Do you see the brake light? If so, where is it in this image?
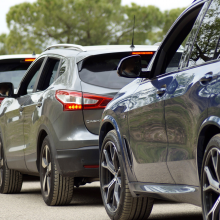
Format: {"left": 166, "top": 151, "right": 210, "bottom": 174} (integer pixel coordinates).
{"left": 25, "top": 58, "right": 35, "bottom": 62}
{"left": 55, "top": 90, "right": 113, "bottom": 111}
{"left": 131, "top": 52, "right": 154, "bottom": 55}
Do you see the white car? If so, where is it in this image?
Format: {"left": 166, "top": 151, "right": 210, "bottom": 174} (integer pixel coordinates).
{"left": 0, "top": 54, "right": 38, "bottom": 102}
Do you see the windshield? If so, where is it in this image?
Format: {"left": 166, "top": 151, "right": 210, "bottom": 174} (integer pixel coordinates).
{"left": 78, "top": 52, "right": 154, "bottom": 89}
{"left": 0, "top": 59, "right": 33, "bottom": 89}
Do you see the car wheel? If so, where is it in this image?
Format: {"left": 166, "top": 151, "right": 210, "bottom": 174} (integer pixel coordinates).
{"left": 40, "top": 136, "right": 74, "bottom": 206}
{"left": 201, "top": 134, "right": 220, "bottom": 220}
{"left": 0, "top": 137, "right": 23, "bottom": 194}
{"left": 100, "top": 130, "right": 153, "bottom": 220}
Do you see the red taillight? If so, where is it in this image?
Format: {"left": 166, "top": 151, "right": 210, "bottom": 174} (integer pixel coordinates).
{"left": 83, "top": 93, "right": 113, "bottom": 110}
{"left": 55, "top": 90, "right": 113, "bottom": 111}
{"left": 131, "top": 52, "right": 154, "bottom": 55}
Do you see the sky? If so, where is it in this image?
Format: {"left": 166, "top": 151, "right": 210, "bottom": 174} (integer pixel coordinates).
{"left": 1, "top": 0, "right": 193, "bottom": 34}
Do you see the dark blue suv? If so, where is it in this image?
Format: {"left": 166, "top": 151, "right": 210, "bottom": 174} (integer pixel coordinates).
{"left": 99, "top": 0, "right": 220, "bottom": 219}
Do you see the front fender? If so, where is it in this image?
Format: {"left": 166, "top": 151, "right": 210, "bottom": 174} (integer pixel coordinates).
{"left": 100, "top": 115, "right": 137, "bottom": 182}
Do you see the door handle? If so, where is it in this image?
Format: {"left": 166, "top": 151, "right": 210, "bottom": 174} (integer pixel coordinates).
{"left": 37, "top": 102, "right": 42, "bottom": 107}
{"left": 200, "top": 72, "right": 213, "bottom": 85}
{"left": 156, "top": 88, "right": 166, "bottom": 97}
{"left": 37, "top": 96, "right": 43, "bottom": 107}
{"left": 19, "top": 105, "right": 24, "bottom": 112}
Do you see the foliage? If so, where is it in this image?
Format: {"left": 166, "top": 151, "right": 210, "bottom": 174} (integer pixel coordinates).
{"left": 190, "top": 0, "right": 220, "bottom": 64}
{"left": 0, "top": 34, "right": 7, "bottom": 55}
{"left": 109, "top": 3, "right": 164, "bottom": 45}
{"left": 2, "top": 0, "right": 185, "bottom": 54}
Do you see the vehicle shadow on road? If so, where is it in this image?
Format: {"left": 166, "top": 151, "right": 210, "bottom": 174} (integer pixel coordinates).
{"left": 21, "top": 181, "right": 103, "bottom": 206}
{"left": 20, "top": 181, "right": 203, "bottom": 220}
{"left": 70, "top": 186, "right": 103, "bottom": 206}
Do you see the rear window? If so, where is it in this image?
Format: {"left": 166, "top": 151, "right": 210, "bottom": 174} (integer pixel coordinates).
{"left": 0, "top": 59, "right": 33, "bottom": 88}
{"left": 78, "top": 52, "right": 154, "bottom": 89}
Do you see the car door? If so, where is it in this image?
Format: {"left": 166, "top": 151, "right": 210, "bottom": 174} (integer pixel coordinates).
{"left": 4, "top": 57, "right": 46, "bottom": 172}
{"left": 159, "top": 1, "right": 218, "bottom": 186}
{"left": 23, "top": 56, "right": 61, "bottom": 173}
{"left": 128, "top": 75, "right": 175, "bottom": 184}
{"left": 127, "top": 1, "right": 209, "bottom": 185}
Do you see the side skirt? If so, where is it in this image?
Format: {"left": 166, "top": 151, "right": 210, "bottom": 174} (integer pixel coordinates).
{"left": 128, "top": 182, "right": 201, "bottom": 207}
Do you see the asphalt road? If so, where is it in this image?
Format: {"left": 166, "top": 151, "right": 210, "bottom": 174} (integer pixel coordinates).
{"left": 0, "top": 180, "right": 203, "bottom": 220}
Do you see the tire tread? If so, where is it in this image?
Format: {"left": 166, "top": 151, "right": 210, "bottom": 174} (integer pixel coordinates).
{"left": 40, "top": 136, "right": 74, "bottom": 206}
{"left": 101, "top": 130, "right": 154, "bottom": 220}
{"left": 0, "top": 165, "right": 23, "bottom": 194}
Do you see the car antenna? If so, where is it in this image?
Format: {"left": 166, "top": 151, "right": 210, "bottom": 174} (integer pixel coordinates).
{"left": 130, "top": 15, "right": 135, "bottom": 49}
{"left": 32, "top": 51, "right": 36, "bottom": 55}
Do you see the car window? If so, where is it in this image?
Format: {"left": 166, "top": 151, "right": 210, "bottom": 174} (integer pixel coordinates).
{"left": 188, "top": 0, "right": 220, "bottom": 67}
{"left": 78, "top": 52, "right": 154, "bottom": 89}
{"left": 0, "top": 59, "right": 33, "bottom": 89}
{"left": 152, "top": 3, "right": 205, "bottom": 77}
{"left": 58, "top": 59, "right": 67, "bottom": 77}
{"left": 165, "top": 51, "right": 183, "bottom": 73}
{"left": 49, "top": 61, "right": 59, "bottom": 86}
{"left": 27, "top": 69, "right": 40, "bottom": 93}
{"left": 37, "top": 58, "right": 60, "bottom": 91}
{"left": 19, "top": 58, "right": 45, "bottom": 95}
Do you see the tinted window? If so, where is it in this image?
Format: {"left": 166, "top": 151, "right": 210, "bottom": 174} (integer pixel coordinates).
{"left": 0, "top": 59, "right": 32, "bottom": 88}
{"left": 78, "top": 53, "right": 154, "bottom": 89}
{"left": 18, "top": 58, "right": 44, "bottom": 96}
{"left": 188, "top": 0, "right": 220, "bottom": 66}
{"left": 59, "top": 59, "right": 67, "bottom": 77}
{"left": 38, "top": 58, "right": 60, "bottom": 91}
{"left": 26, "top": 59, "right": 44, "bottom": 94}
{"left": 166, "top": 51, "right": 183, "bottom": 73}
{"left": 49, "top": 61, "right": 59, "bottom": 86}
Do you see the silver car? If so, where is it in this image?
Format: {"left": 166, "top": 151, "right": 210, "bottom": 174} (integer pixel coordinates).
{"left": 0, "top": 44, "right": 157, "bottom": 205}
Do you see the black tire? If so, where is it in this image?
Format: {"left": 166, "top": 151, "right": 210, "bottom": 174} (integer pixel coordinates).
{"left": 40, "top": 136, "right": 74, "bottom": 206}
{"left": 100, "top": 130, "right": 154, "bottom": 220}
{"left": 201, "top": 134, "right": 220, "bottom": 220}
{"left": 0, "top": 137, "right": 23, "bottom": 194}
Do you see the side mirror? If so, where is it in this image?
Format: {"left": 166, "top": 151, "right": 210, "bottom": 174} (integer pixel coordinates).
{"left": 117, "top": 55, "right": 151, "bottom": 78}
{"left": 0, "top": 82, "right": 14, "bottom": 98}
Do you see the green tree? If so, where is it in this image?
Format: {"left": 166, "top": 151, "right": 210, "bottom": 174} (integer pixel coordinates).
{"left": 109, "top": 3, "right": 163, "bottom": 45}
{"left": 159, "top": 8, "right": 186, "bottom": 40}
{"left": 6, "top": 0, "right": 123, "bottom": 53}
{"left": 4, "top": 0, "right": 186, "bottom": 54}
{"left": 0, "top": 34, "right": 7, "bottom": 55}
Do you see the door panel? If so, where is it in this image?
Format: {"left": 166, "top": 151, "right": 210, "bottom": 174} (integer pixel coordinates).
{"left": 128, "top": 78, "right": 174, "bottom": 184}
{"left": 23, "top": 92, "right": 44, "bottom": 173}
{"left": 23, "top": 57, "right": 60, "bottom": 173}
{"left": 164, "top": 64, "right": 212, "bottom": 186}
{"left": 4, "top": 96, "right": 30, "bottom": 171}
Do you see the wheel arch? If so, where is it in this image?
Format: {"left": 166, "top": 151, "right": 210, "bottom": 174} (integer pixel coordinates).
{"left": 99, "top": 115, "right": 137, "bottom": 182}
{"left": 99, "top": 121, "right": 115, "bottom": 151}
{"left": 197, "top": 116, "right": 220, "bottom": 180}
{"left": 36, "top": 128, "right": 48, "bottom": 172}
{"left": 99, "top": 115, "right": 124, "bottom": 152}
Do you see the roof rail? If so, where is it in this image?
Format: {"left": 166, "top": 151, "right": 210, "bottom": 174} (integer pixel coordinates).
{"left": 45, "top": 44, "right": 86, "bottom": 52}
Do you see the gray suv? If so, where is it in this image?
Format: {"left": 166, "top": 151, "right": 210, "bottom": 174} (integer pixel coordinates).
{"left": 0, "top": 44, "right": 157, "bottom": 205}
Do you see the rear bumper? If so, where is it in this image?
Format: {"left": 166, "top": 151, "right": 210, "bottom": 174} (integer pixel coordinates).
{"left": 56, "top": 146, "right": 99, "bottom": 177}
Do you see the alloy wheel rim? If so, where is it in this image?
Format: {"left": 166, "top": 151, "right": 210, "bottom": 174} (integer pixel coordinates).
{"left": 0, "top": 142, "right": 3, "bottom": 187}
{"left": 41, "top": 145, "right": 52, "bottom": 197}
{"left": 203, "top": 147, "right": 220, "bottom": 220}
{"left": 101, "top": 141, "right": 121, "bottom": 212}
